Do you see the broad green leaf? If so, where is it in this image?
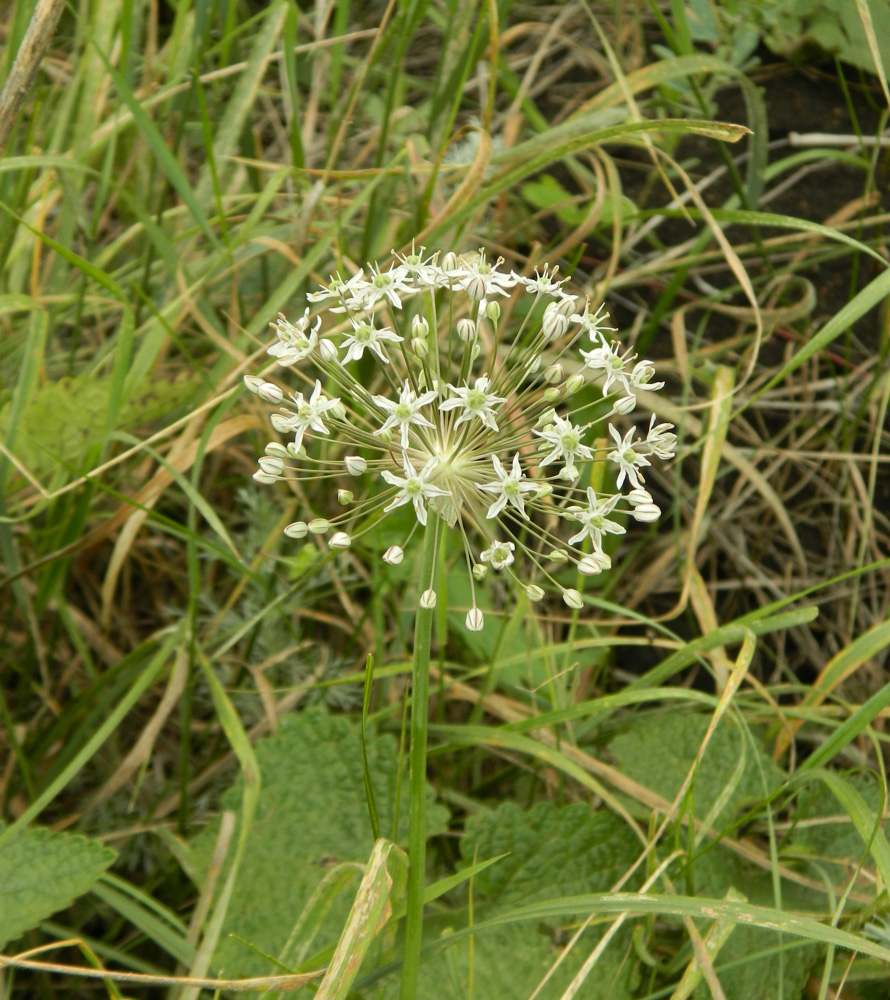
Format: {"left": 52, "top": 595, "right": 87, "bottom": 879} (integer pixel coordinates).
{"left": 378, "top": 802, "right": 643, "bottom": 1000}
{"left": 0, "top": 825, "right": 115, "bottom": 948}
{"left": 190, "top": 708, "right": 448, "bottom": 979}
{"left": 608, "top": 711, "right": 785, "bottom": 825}
{"left": 0, "top": 372, "right": 201, "bottom": 484}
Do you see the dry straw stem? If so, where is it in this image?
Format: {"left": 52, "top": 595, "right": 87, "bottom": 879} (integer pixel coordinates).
{"left": 0, "top": 0, "right": 68, "bottom": 154}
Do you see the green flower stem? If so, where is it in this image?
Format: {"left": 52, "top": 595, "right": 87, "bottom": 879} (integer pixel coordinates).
{"left": 400, "top": 513, "right": 440, "bottom": 999}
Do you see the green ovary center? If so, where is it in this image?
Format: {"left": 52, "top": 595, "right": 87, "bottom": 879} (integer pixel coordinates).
{"left": 298, "top": 405, "right": 313, "bottom": 420}
{"left": 504, "top": 480, "right": 519, "bottom": 497}
{"left": 354, "top": 325, "right": 372, "bottom": 342}
{"left": 405, "top": 479, "right": 422, "bottom": 496}
{"left": 467, "top": 389, "right": 486, "bottom": 410}
{"left": 395, "top": 403, "right": 412, "bottom": 421}
{"left": 373, "top": 274, "right": 391, "bottom": 288}
{"left": 562, "top": 431, "right": 580, "bottom": 451}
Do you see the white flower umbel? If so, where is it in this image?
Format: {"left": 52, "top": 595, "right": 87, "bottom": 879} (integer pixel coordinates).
{"left": 245, "top": 246, "right": 677, "bottom": 632}
{"left": 247, "top": 247, "right": 678, "bottom": 1000}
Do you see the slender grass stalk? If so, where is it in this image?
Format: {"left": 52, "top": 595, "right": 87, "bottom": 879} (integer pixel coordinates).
{"left": 400, "top": 513, "right": 441, "bottom": 998}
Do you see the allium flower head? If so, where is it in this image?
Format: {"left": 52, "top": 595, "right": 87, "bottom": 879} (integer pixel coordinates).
{"left": 246, "top": 248, "right": 676, "bottom": 629}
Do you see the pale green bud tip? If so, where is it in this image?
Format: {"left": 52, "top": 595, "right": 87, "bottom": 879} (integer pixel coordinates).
{"left": 472, "top": 563, "right": 487, "bottom": 581}
{"left": 547, "top": 549, "right": 568, "bottom": 563}
{"left": 411, "top": 336, "right": 429, "bottom": 358}
{"left": 337, "top": 489, "right": 353, "bottom": 505}
{"left": 486, "top": 300, "right": 500, "bottom": 321}
{"left": 565, "top": 373, "right": 585, "bottom": 394}
{"left": 243, "top": 375, "right": 264, "bottom": 393}
{"left": 264, "top": 442, "right": 289, "bottom": 458}
{"left": 411, "top": 314, "right": 429, "bottom": 336}
{"left": 562, "top": 588, "right": 584, "bottom": 609}
{"left": 253, "top": 470, "right": 278, "bottom": 484}
{"left": 284, "top": 521, "right": 308, "bottom": 538}
{"left": 345, "top": 455, "right": 367, "bottom": 475}
{"left": 420, "top": 588, "right": 437, "bottom": 609}
{"left": 319, "top": 338, "right": 338, "bottom": 361}
{"left": 544, "top": 363, "right": 563, "bottom": 384}
{"left": 526, "top": 584, "right": 544, "bottom": 602}
{"left": 309, "top": 518, "right": 331, "bottom": 534}
{"left": 329, "top": 531, "right": 351, "bottom": 549}
{"left": 535, "top": 484, "right": 553, "bottom": 499}
{"left": 465, "top": 607, "right": 484, "bottom": 631}
{"left": 543, "top": 387, "right": 560, "bottom": 403}
{"left": 383, "top": 545, "right": 404, "bottom": 566}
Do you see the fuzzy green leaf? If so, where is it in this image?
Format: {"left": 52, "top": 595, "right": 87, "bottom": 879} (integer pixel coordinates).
{"left": 190, "top": 708, "right": 448, "bottom": 979}
{"left": 608, "top": 710, "right": 786, "bottom": 824}
{"left": 0, "top": 825, "right": 116, "bottom": 948}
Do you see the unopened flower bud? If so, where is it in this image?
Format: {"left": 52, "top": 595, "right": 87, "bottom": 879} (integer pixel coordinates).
{"left": 243, "top": 375, "right": 264, "bottom": 394}
{"left": 535, "top": 484, "right": 553, "bottom": 499}
{"left": 284, "top": 521, "right": 309, "bottom": 538}
{"left": 466, "top": 275, "right": 486, "bottom": 301}
{"left": 578, "top": 556, "right": 603, "bottom": 576}
{"left": 526, "top": 584, "right": 544, "bottom": 602}
{"left": 411, "top": 336, "right": 428, "bottom": 358}
{"left": 331, "top": 400, "right": 347, "bottom": 420}
{"left": 471, "top": 344, "right": 481, "bottom": 361}
{"left": 548, "top": 549, "right": 568, "bottom": 563}
{"left": 544, "top": 363, "right": 563, "bottom": 384}
{"left": 329, "top": 531, "right": 351, "bottom": 549}
{"left": 420, "top": 589, "right": 437, "bottom": 609}
{"left": 632, "top": 503, "right": 661, "bottom": 522}
{"left": 383, "top": 545, "right": 404, "bottom": 566}
{"left": 556, "top": 295, "right": 576, "bottom": 316}
{"left": 472, "top": 563, "right": 487, "bottom": 581}
{"left": 558, "top": 463, "right": 579, "bottom": 481}
{"left": 264, "top": 442, "right": 289, "bottom": 458}
{"left": 565, "top": 373, "right": 585, "bottom": 394}
{"left": 337, "top": 489, "right": 353, "bottom": 505}
{"left": 562, "top": 588, "right": 584, "bottom": 609}
{"left": 412, "top": 314, "right": 429, "bottom": 337}
{"left": 286, "top": 441, "right": 306, "bottom": 458}
{"left": 309, "top": 518, "right": 331, "bottom": 535}
{"left": 319, "top": 338, "right": 338, "bottom": 361}
{"left": 543, "top": 387, "right": 560, "bottom": 403}
{"left": 258, "top": 456, "right": 284, "bottom": 476}
{"left": 486, "top": 300, "right": 501, "bottom": 321}
{"left": 612, "top": 395, "right": 636, "bottom": 414}
{"left": 442, "top": 251, "right": 459, "bottom": 272}
{"left": 258, "top": 382, "right": 283, "bottom": 403}
{"left": 253, "top": 470, "right": 278, "bottom": 484}
{"left": 457, "top": 318, "right": 476, "bottom": 342}
{"left": 465, "top": 607, "right": 484, "bottom": 631}
{"left": 270, "top": 413, "right": 291, "bottom": 433}
{"left": 526, "top": 354, "right": 542, "bottom": 374}
{"left": 345, "top": 455, "right": 367, "bottom": 476}
{"left": 542, "top": 303, "right": 569, "bottom": 341}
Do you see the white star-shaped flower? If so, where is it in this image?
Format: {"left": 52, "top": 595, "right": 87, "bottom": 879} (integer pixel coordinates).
{"left": 608, "top": 424, "right": 650, "bottom": 489}
{"left": 372, "top": 381, "right": 437, "bottom": 448}
{"left": 478, "top": 453, "right": 537, "bottom": 519}
{"left": 281, "top": 379, "right": 340, "bottom": 451}
{"left": 567, "top": 488, "right": 625, "bottom": 549}
{"left": 580, "top": 341, "right": 633, "bottom": 396}
{"left": 438, "top": 376, "right": 506, "bottom": 432}
{"left": 381, "top": 456, "right": 451, "bottom": 526}
{"left": 340, "top": 317, "right": 403, "bottom": 364}
{"left": 571, "top": 300, "right": 616, "bottom": 343}
{"left": 267, "top": 309, "right": 321, "bottom": 367}
{"left": 480, "top": 540, "right": 515, "bottom": 571}
{"left": 534, "top": 415, "right": 594, "bottom": 478}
